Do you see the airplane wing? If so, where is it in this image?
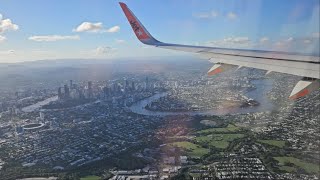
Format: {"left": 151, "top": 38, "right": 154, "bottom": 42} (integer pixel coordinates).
{"left": 119, "top": 2, "right": 320, "bottom": 99}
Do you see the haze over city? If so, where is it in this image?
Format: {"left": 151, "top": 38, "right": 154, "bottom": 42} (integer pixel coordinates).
{"left": 0, "top": 0, "right": 319, "bottom": 180}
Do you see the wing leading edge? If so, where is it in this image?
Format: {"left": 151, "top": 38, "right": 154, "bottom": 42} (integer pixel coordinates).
{"left": 119, "top": 2, "right": 320, "bottom": 99}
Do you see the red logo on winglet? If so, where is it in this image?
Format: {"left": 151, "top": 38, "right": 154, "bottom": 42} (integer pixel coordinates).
{"left": 119, "top": 2, "right": 150, "bottom": 40}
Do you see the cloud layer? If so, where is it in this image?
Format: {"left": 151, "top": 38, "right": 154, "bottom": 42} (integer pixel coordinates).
{"left": 28, "top": 35, "right": 80, "bottom": 42}
{"left": 205, "top": 36, "right": 251, "bottom": 48}
{"left": 203, "top": 32, "right": 320, "bottom": 54}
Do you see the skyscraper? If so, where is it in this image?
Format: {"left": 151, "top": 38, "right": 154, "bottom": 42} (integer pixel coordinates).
{"left": 70, "top": 80, "right": 73, "bottom": 89}
{"left": 125, "top": 79, "right": 129, "bottom": 89}
{"left": 64, "top": 84, "right": 70, "bottom": 99}
{"left": 131, "top": 81, "right": 135, "bottom": 91}
{"left": 39, "top": 112, "right": 45, "bottom": 121}
{"left": 88, "top": 81, "right": 93, "bottom": 98}
{"left": 58, "top": 87, "right": 62, "bottom": 100}
{"left": 88, "top": 81, "right": 92, "bottom": 89}
{"left": 145, "top": 77, "right": 149, "bottom": 90}
{"left": 103, "top": 86, "right": 109, "bottom": 98}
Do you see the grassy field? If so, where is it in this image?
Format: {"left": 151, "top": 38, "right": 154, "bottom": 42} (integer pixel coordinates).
{"left": 194, "top": 134, "right": 245, "bottom": 149}
{"left": 279, "top": 166, "right": 296, "bottom": 173}
{"left": 274, "top": 157, "right": 320, "bottom": 174}
{"left": 169, "top": 141, "right": 210, "bottom": 158}
{"left": 258, "top": 140, "right": 286, "bottom": 148}
{"left": 80, "top": 176, "right": 101, "bottom": 180}
{"left": 197, "top": 124, "right": 240, "bottom": 134}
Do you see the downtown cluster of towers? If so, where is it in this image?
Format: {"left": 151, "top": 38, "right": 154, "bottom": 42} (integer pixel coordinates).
{"left": 57, "top": 77, "right": 152, "bottom": 101}
{"left": 58, "top": 80, "right": 93, "bottom": 100}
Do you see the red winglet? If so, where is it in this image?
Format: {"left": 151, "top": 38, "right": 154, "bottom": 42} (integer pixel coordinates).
{"left": 119, "top": 2, "right": 151, "bottom": 41}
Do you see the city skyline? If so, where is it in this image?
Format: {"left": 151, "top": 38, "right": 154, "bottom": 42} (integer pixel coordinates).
{"left": 0, "top": 58, "right": 319, "bottom": 179}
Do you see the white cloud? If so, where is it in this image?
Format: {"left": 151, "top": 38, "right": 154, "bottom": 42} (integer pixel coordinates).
{"left": 203, "top": 33, "right": 320, "bottom": 53}
{"left": 95, "top": 46, "right": 111, "bottom": 54}
{"left": 274, "top": 41, "right": 285, "bottom": 47}
{"left": 107, "top": 26, "right": 120, "bottom": 33}
{"left": 211, "top": 11, "right": 219, "bottom": 18}
{"left": 223, "top": 37, "right": 250, "bottom": 44}
{"left": 227, "top": 12, "right": 237, "bottom": 20}
{"left": 193, "top": 11, "right": 219, "bottom": 19}
{"left": 141, "top": 45, "right": 151, "bottom": 49}
{"left": 0, "top": 14, "right": 19, "bottom": 34}
{"left": 304, "top": 39, "right": 312, "bottom": 44}
{"left": 73, "top": 22, "right": 120, "bottom": 33}
{"left": 312, "top": 32, "right": 320, "bottom": 38}
{"left": 260, "top": 37, "right": 269, "bottom": 43}
{"left": 93, "top": 46, "right": 117, "bottom": 55}
{"left": 115, "top": 39, "right": 125, "bottom": 43}
{"left": 286, "top": 37, "right": 294, "bottom": 42}
{"left": 273, "top": 37, "right": 294, "bottom": 48}
{"left": 271, "top": 33, "right": 320, "bottom": 54}
{"left": 204, "top": 37, "right": 251, "bottom": 49}
{"left": 301, "top": 32, "right": 320, "bottom": 44}
{"left": 0, "top": 35, "right": 6, "bottom": 42}
{"left": 193, "top": 11, "right": 239, "bottom": 21}
{"left": 28, "top": 35, "right": 80, "bottom": 42}
{"left": 0, "top": 49, "right": 14, "bottom": 55}
{"left": 73, "top": 22, "right": 103, "bottom": 32}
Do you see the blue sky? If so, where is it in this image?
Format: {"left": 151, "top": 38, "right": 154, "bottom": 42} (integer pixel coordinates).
{"left": 0, "top": 0, "right": 319, "bottom": 62}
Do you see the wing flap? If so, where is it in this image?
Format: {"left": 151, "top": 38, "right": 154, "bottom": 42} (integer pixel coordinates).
{"left": 202, "top": 52, "right": 320, "bottom": 79}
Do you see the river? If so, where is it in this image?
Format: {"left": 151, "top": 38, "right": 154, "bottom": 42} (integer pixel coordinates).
{"left": 21, "top": 79, "right": 274, "bottom": 115}
{"left": 22, "top": 96, "right": 58, "bottom": 112}
{"left": 129, "top": 79, "right": 275, "bottom": 116}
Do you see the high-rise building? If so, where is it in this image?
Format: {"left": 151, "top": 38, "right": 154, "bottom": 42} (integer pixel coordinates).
{"left": 103, "top": 86, "right": 109, "bottom": 97}
{"left": 117, "top": 83, "right": 121, "bottom": 93}
{"left": 70, "top": 80, "right": 73, "bottom": 89}
{"left": 88, "top": 81, "right": 93, "bottom": 98}
{"left": 58, "top": 87, "right": 62, "bottom": 100}
{"left": 112, "top": 83, "right": 117, "bottom": 94}
{"left": 88, "top": 81, "right": 92, "bottom": 89}
{"left": 39, "top": 112, "right": 45, "bottom": 121}
{"left": 131, "top": 81, "right": 135, "bottom": 91}
{"left": 64, "top": 84, "right": 70, "bottom": 99}
{"left": 125, "top": 79, "right": 129, "bottom": 89}
{"left": 70, "top": 88, "right": 80, "bottom": 99}
{"left": 145, "top": 77, "right": 149, "bottom": 91}
{"left": 79, "top": 89, "right": 85, "bottom": 99}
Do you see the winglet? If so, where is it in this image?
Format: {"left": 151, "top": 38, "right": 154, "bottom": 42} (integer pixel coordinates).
{"left": 289, "top": 79, "right": 319, "bottom": 100}
{"left": 119, "top": 2, "right": 159, "bottom": 45}
{"left": 208, "top": 63, "right": 236, "bottom": 76}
